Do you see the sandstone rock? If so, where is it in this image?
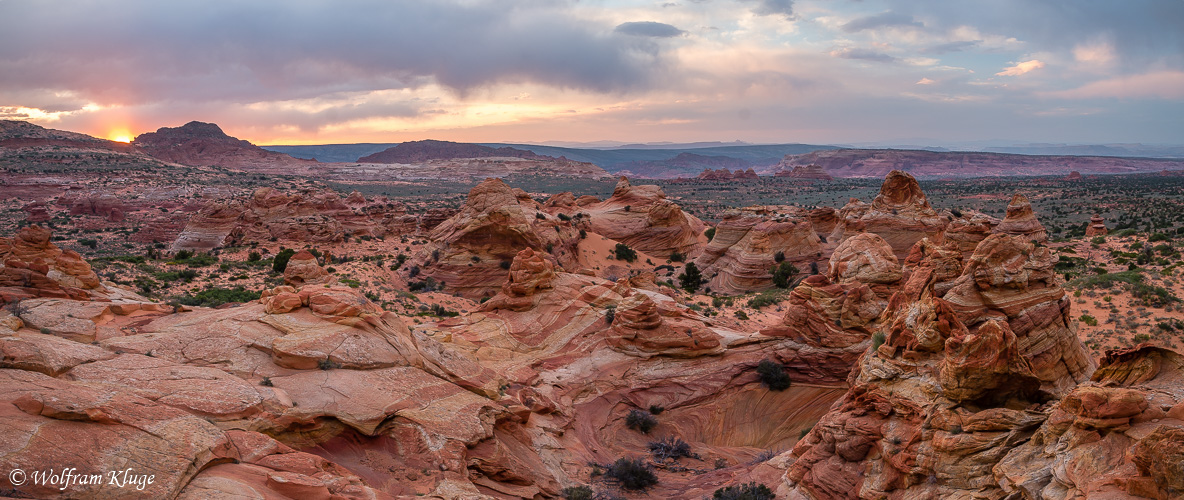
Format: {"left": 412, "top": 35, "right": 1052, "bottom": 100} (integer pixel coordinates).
{"left": 992, "top": 193, "right": 1048, "bottom": 243}
{"left": 694, "top": 210, "right": 824, "bottom": 294}
{"left": 944, "top": 211, "right": 999, "bottom": 256}
{"left": 282, "top": 250, "right": 329, "bottom": 286}
{"left": 417, "top": 178, "right": 581, "bottom": 299}
{"left": 1086, "top": 214, "right": 1108, "bottom": 237}
{"left": 774, "top": 164, "right": 833, "bottom": 181}
{"left": 827, "top": 233, "right": 901, "bottom": 286}
{"left": 830, "top": 170, "right": 947, "bottom": 259}
{"left": 577, "top": 177, "right": 707, "bottom": 258}
{"left": 0, "top": 226, "right": 103, "bottom": 299}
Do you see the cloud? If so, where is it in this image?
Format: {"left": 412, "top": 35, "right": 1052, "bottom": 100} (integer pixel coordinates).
{"left": 614, "top": 21, "right": 686, "bottom": 38}
{"left": 996, "top": 60, "right": 1045, "bottom": 76}
{"left": 747, "top": 0, "right": 794, "bottom": 19}
{"left": 1042, "top": 71, "right": 1184, "bottom": 99}
{"left": 916, "top": 78, "right": 936, "bottom": 85}
{"left": 1073, "top": 40, "right": 1116, "bottom": 65}
{"left": 0, "top": 0, "right": 677, "bottom": 109}
{"left": 841, "top": 11, "right": 924, "bottom": 33}
{"left": 830, "top": 47, "right": 897, "bottom": 63}
{"left": 921, "top": 40, "right": 980, "bottom": 54}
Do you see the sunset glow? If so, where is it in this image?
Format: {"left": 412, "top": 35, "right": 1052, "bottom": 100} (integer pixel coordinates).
{"left": 0, "top": 0, "right": 1181, "bottom": 146}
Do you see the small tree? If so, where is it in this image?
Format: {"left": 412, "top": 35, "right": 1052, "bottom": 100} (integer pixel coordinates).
{"left": 757, "top": 359, "right": 791, "bottom": 391}
{"left": 678, "top": 262, "right": 703, "bottom": 293}
{"left": 771, "top": 261, "right": 799, "bottom": 289}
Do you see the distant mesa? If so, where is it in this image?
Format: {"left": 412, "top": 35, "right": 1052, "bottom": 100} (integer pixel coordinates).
{"left": 774, "top": 164, "right": 833, "bottom": 181}
{"left": 357, "top": 139, "right": 553, "bottom": 163}
{"left": 0, "top": 119, "right": 134, "bottom": 152}
{"left": 133, "top": 121, "right": 315, "bottom": 172}
{"left": 1065, "top": 170, "right": 1083, "bottom": 180}
{"left": 776, "top": 148, "right": 1184, "bottom": 179}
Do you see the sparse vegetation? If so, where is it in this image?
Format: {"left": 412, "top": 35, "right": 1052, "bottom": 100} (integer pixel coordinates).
{"left": 756, "top": 359, "right": 791, "bottom": 391}
{"left": 603, "top": 457, "right": 658, "bottom": 491}
{"left": 712, "top": 483, "right": 775, "bottom": 500}
{"left": 625, "top": 408, "right": 657, "bottom": 434}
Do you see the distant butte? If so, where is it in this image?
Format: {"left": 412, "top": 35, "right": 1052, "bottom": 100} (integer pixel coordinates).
{"left": 133, "top": 121, "right": 316, "bottom": 173}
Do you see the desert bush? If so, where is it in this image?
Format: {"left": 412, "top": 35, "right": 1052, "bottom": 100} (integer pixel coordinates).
{"left": 172, "top": 287, "right": 260, "bottom": 308}
{"left": 625, "top": 409, "right": 657, "bottom": 434}
{"left": 560, "top": 485, "right": 592, "bottom": 500}
{"left": 648, "top": 436, "right": 697, "bottom": 462}
{"left": 614, "top": 243, "right": 638, "bottom": 263}
{"left": 705, "top": 227, "right": 716, "bottom": 242}
{"left": 771, "top": 261, "right": 799, "bottom": 288}
{"left": 272, "top": 248, "right": 296, "bottom": 273}
{"left": 756, "top": 359, "right": 791, "bottom": 391}
{"left": 712, "top": 483, "right": 775, "bottom": 500}
{"left": 603, "top": 457, "right": 658, "bottom": 490}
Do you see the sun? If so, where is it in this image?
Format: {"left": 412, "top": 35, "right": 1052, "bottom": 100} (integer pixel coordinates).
{"left": 107, "top": 129, "right": 133, "bottom": 143}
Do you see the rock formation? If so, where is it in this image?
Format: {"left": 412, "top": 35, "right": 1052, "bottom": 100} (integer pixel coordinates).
{"left": 694, "top": 210, "right": 825, "bottom": 294}
{"left": 1065, "top": 170, "right": 1083, "bottom": 180}
{"left": 0, "top": 226, "right": 104, "bottom": 302}
{"left": 1086, "top": 214, "right": 1109, "bottom": 237}
{"left": 416, "top": 178, "right": 581, "bottom": 299}
{"left": 783, "top": 232, "right": 1099, "bottom": 499}
{"left": 775, "top": 164, "right": 833, "bottom": 181}
{"left": 993, "top": 193, "right": 1048, "bottom": 243}
{"left": 944, "top": 210, "right": 1000, "bottom": 255}
{"left": 830, "top": 170, "right": 947, "bottom": 259}
{"left": 133, "top": 121, "right": 318, "bottom": 173}
{"left": 283, "top": 250, "right": 331, "bottom": 287}
{"left": 575, "top": 177, "right": 706, "bottom": 258}
{"left": 171, "top": 187, "right": 415, "bottom": 251}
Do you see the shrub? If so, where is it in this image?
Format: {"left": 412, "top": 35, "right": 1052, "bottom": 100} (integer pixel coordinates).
{"left": 1079, "top": 314, "right": 1098, "bottom": 326}
{"left": 735, "top": 310, "right": 749, "bottom": 320}
{"left": 747, "top": 290, "right": 785, "bottom": 309}
{"left": 560, "top": 485, "right": 593, "bottom": 500}
{"left": 78, "top": 238, "right": 99, "bottom": 249}
{"left": 756, "top": 359, "right": 791, "bottom": 391}
{"left": 272, "top": 248, "right": 297, "bottom": 273}
{"left": 771, "top": 261, "right": 799, "bottom": 289}
{"left": 172, "top": 287, "right": 260, "bottom": 308}
{"left": 408, "top": 277, "right": 439, "bottom": 292}
{"left": 603, "top": 457, "right": 658, "bottom": 490}
{"left": 260, "top": 377, "right": 273, "bottom": 387}
{"left": 669, "top": 251, "right": 685, "bottom": 262}
{"left": 558, "top": 213, "right": 572, "bottom": 222}
{"left": 705, "top": 227, "right": 716, "bottom": 242}
{"left": 605, "top": 305, "right": 616, "bottom": 324}
{"left": 648, "top": 436, "right": 697, "bottom": 461}
{"left": 648, "top": 404, "right": 664, "bottom": 415}
{"left": 614, "top": 243, "right": 637, "bottom": 263}
{"left": 174, "top": 249, "right": 193, "bottom": 260}
{"left": 678, "top": 262, "right": 703, "bottom": 293}
{"left": 871, "top": 331, "right": 886, "bottom": 351}
{"left": 773, "top": 251, "right": 785, "bottom": 263}
{"left": 248, "top": 251, "right": 261, "bottom": 262}
{"left": 712, "top": 483, "right": 775, "bottom": 500}
{"left": 625, "top": 409, "right": 657, "bottom": 434}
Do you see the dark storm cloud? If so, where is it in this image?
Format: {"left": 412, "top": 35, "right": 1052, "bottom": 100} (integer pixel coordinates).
{"left": 0, "top": 0, "right": 674, "bottom": 108}
{"left": 841, "top": 11, "right": 924, "bottom": 32}
{"left": 614, "top": 21, "right": 687, "bottom": 38}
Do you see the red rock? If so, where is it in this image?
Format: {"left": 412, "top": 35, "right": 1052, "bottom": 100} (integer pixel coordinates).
{"left": 774, "top": 164, "right": 833, "bottom": 181}
{"left": 694, "top": 210, "right": 824, "bottom": 294}
{"left": 992, "top": 193, "right": 1048, "bottom": 243}
{"left": 283, "top": 250, "right": 329, "bottom": 287}
{"left": 830, "top": 170, "right": 947, "bottom": 259}
{"left": 1085, "top": 214, "right": 1108, "bottom": 237}
{"left": 578, "top": 177, "right": 706, "bottom": 258}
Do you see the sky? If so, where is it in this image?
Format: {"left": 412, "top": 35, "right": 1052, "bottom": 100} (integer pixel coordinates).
{"left": 1, "top": 0, "right": 1182, "bottom": 146}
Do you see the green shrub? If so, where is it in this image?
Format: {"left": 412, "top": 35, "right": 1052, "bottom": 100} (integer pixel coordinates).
{"left": 712, "top": 483, "right": 775, "bottom": 500}
{"left": 871, "top": 331, "right": 886, "bottom": 351}
{"left": 272, "top": 248, "right": 297, "bottom": 273}
{"left": 756, "top": 360, "right": 791, "bottom": 391}
{"left": 747, "top": 290, "right": 785, "bottom": 309}
{"left": 560, "top": 485, "right": 592, "bottom": 500}
{"left": 771, "top": 261, "right": 799, "bottom": 289}
{"left": 705, "top": 227, "right": 716, "bottom": 242}
{"left": 614, "top": 243, "right": 638, "bottom": 263}
{"left": 1079, "top": 314, "right": 1098, "bottom": 326}
{"left": 678, "top": 262, "right": 703, "bottom": 293}
{"left": 172, "top": 287, "right": 260, "bottom": 308}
